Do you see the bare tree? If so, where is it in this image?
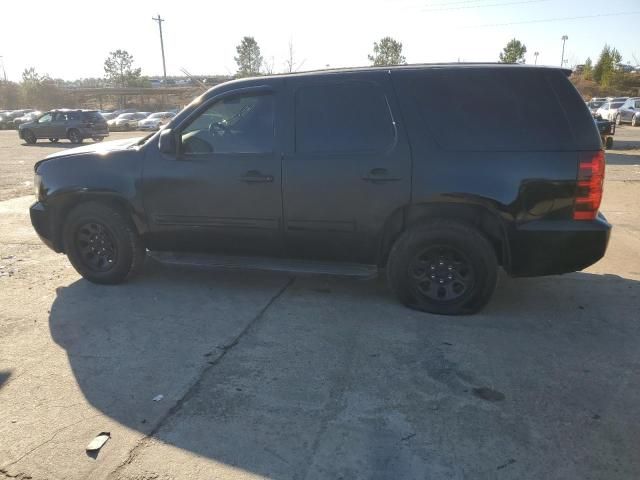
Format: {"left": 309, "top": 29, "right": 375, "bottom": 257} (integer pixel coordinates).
{"left": 284, "top": 39, "right": 305, "bottom": 73}
{"left": 262, "top": 56, "right": 275, "bottom": 75}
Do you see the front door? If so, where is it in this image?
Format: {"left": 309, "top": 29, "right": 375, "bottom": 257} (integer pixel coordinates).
{"left": 50, "top": 112, "right": 69, "bottom": 139}
{"left": 142, "top": 85, "right": 284, "bottom": 256}
{"left": 33, "top": 112, "right": 53, "bottom": 138}
{"left": 282, "top": 74, "right": 412, "bottom": 263}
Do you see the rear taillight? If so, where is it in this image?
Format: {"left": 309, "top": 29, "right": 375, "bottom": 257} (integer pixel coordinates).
{"left": 573, "top": 150, "right": 605, "bottom": 220}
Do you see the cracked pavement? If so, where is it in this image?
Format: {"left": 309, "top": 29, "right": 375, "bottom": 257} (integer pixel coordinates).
{"left": 1, "top": 129, "right": 640, "bottom": 479}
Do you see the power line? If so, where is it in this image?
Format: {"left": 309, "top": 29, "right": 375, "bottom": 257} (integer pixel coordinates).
{"left": 423, "top": 0, "right": 547, "bottom": 12}
{"left": 462, "top": 10, "right": 640, "bottom": 28}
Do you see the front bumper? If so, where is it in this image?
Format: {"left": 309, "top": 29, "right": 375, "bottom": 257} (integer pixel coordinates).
{"left": 507, "top": 213, "right": 611, "bottom": 277}
{"left": 30, "top": 201, "right": 61, "bottom": 252}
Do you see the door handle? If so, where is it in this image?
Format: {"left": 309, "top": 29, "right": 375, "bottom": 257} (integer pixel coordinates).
{"left": 240, "top": 171, "right": 274, "bottom": 183}
{"left": 362, "top": 168, "right": 401, "bottom": 184}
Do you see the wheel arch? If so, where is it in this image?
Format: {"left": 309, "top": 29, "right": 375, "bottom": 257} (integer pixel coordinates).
{"left": 49, "top": 192, "right": 143, "bottom": 252}
{"left": 378, "top": 201, "right": 511, "bottom": 270}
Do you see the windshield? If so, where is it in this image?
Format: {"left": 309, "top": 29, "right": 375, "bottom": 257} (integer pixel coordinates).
{"left": 611, "top": 102, "right": 624, "bottom": 108}
{"left": 590, "top": 101, "right": 604, "bottom": 108}
{"left": 117, "top": 113, "right": 135, "bottom": 120}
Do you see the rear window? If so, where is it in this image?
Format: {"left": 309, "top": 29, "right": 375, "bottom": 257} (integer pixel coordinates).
{"left": 393, "top": 68, "right": 583, "bottom": 151}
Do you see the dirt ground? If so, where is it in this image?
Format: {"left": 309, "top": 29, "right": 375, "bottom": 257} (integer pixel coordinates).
{"left": 0, "top": 127, "right": 640, "bottom": 480}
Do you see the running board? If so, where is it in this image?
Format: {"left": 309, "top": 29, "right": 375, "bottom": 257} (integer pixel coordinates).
{"left": 148, "top": 251, "right": 379, "bottom": 279}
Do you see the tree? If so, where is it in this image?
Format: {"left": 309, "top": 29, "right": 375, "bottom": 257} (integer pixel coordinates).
{"left": 593, "top": 45, "right": 622, "bottom": 87}
{"left": 499, "top": 38, "right": 527, "bottom": 64}
{"left": 285, "top": 39, "right": 305, "bottom": 73}
{"left": 583, "top": 57, "right": 593, "bottom": 80}
{"left": 234, "top": 37, "right": 263, "bottom": 77}
{"left": 103, "top": 50, "right": 142, "bottom": 87}
{"left": 368, "top": 37, "right": 406, "bottom": 66}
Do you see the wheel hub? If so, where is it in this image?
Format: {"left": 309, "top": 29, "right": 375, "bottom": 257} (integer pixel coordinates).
{"left": 408, "top": 247, "right": 474, "bottom": 302}
{"left": 76, "top": 222, "right": 117, "bottom": 272}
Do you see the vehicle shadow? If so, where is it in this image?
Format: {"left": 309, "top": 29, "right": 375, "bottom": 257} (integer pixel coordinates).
{"left": 47, "top": 262, "right": 640, "bottom": 477}
{"left": 609, "top": 139, "right": 640, "bottom": 151}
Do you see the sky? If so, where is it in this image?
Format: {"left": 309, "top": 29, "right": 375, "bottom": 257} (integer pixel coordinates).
{"left": 1, "top": 0, "right": 639, "bottom": 81}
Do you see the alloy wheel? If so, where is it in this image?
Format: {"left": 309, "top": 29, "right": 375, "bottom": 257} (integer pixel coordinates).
{"left": 75, "top": 221, "right": 118, "bottom": 272}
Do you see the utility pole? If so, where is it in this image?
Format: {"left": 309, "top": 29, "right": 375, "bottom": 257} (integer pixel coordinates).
{"left": 152, "top": 15, "right": 167, "bottom": 83}
{"left": 534, "top": 51, "right": 539, "bottom": 65}
{"left": 560, "top": 35, "right": 568, "bottom": 67}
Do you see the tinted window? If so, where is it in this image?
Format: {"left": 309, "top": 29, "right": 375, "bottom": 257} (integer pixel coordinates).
{"left": 181, "top": 93, "right": 274, "bottom": 155}
{"left": 84, "top": 112, "right": 104, "bottom": 122}
{"left": 295, "top": 82, "right": 395, "bottom": 153}
{"left": 394, "top": 69, "right": 575, "bottom": 151}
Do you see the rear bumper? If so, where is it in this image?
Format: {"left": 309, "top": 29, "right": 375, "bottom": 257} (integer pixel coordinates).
{"left": 30, "top": 201, "right": 61, "bottom": 252}
{"left": 507, "top": 213, "right": 611, "bottom": 277}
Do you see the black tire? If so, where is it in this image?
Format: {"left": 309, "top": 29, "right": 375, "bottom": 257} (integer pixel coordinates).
{"left": 23, "top": 130, "right": 37, "bottom": 144}
{"left": 632, "top": 116, "right": 638, "bottom": 127}
{"left": 68, "top": 129, "right": 83, "bottom": 144}
{"left": 49, "top": 138, "right": 60, "bottom": 143}
{"left": 605, "top": 137, "right": 614, "bottom": 150}
{"left": 92, "top": 137, "right": 104, "bottom": 143}
{"left": 63, "top": 202, "right": 145, "bottom": 284}
{"left": 615, "top": 114, "right": 621, "bottom": 126}
{"left": 386, "top": 221, "right": 498, "bottom": 315}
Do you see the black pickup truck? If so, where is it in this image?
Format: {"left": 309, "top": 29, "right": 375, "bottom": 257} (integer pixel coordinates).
{"left": 29, "top": 64, "right": 611, "bottom": 315}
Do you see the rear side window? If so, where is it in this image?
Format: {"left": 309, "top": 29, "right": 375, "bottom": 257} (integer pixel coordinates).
{"left": 393, "top": 69, "right": 578, "bottom": 151}
{"left": 295, "top": 82, "right": 395, "bottom": 153}
{"left": 84, "top": 112, "right": 104, "bottom": 122}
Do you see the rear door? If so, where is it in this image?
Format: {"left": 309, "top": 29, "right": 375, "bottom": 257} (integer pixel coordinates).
{"left": 282, "top": 73, "right": 411, "bottom": 263}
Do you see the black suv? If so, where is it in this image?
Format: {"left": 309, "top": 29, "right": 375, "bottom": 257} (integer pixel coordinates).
{"left": 19, "top": 109, "right": 109, "bottom": 144}
{"left": 29, "top": 64, "right": 610, "bottom": 315}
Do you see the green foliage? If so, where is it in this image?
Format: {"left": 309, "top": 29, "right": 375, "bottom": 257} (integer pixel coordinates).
{"left": 583, "top": 57, "right": 593, "bottom": 81}
{"left": 368, "top": 37, "right": 406, "bottom": 66}
{"left": 593, "top": 45, "right": 622, "bottom": 87}
{"left": 234, "top": 37, "right": 263, "bottom": 77}
{"left": 499, "top": 38, "right": 527, "bottom": 64}
{"left": 103, "top": 49, "right": 142, "bottom": 87}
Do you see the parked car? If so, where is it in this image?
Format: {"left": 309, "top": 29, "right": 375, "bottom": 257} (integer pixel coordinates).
{"left": 0, "top": 109, "right": 35, "bottom": 129}
{"left": 137, "top": 112, "right": 176, "bottom": 131}
{"left": 595, "top": 101, "right": 625, "bottom": 121}
{"left": 100, "top": 112, "right": 118, "bottom": 121}
{"left": 19, "top": 109, "right": 109, "bottom": 144}
{"left": 586, "top": 98, "right": 606, "bottom": 117}
{"left": 108, "top": 112, "right": 150, "bottom": 131}
{"left": 29, "top": 64, "right": 610, "bottom": 315}
{"left": 614, "top": 97, "right": 640, "bottom": 126}
{"left": 607, "top": 97, "right": 628, "bottom": 102}
{"left": 13, "top": 111, "right": 42, "bottom": 127}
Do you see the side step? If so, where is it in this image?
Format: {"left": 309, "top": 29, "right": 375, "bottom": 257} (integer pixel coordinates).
{"left": 148, "top": 251, "right": 379, "bottom": 279}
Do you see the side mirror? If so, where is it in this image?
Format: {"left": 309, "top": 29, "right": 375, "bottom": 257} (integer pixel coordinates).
{"left": 158, "top": 128, "right": 177, "bottom": 155}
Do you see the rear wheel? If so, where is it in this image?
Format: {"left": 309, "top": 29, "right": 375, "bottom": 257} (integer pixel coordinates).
{"left": 615, "top": 114, "right": 621, "bottom": 126}
{"left": 68, "top": 129, "right": 83, "bottom": 144}
{"left": 23, "top": 130, "right": 37, "bottom": 144}
{"left": 632, "top": 116, "right": 638, "bottom": 127}
{"left": 63, "top": 202, "right": 145, "bottom": 284}
{"left": 605, "top": 137, "right": 614, "bottom": 149}
{"left": 387, "top": 221, "right": 498, "bottom": 315}
{"left": 49, "top": 138, "right": 60, "bottom": 143}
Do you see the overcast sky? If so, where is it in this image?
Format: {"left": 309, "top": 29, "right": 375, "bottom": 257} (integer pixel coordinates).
{"left": 1, "top": 0, "right": 639, "bottom": 81}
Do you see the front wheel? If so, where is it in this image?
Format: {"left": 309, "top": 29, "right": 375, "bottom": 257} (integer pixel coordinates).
{"left": 615, "top": 114, "right": 621, "bottom": 126}
{"left": 23, "top": 130, "right": 37, "bottom": 144}
{"left": 387, "top": 221, "right": 498, "bottom": 315}
{"left": 92, "top": 137, "right": 104, "bottom": 143}
{"left": 63, "top": 202, "right": 145, "bottom": 284}
{"left": 49, "top": 138, "right": 60, "bottom": 143}
{"left": 632, "top": 116, "right": 638, "bottom": 127}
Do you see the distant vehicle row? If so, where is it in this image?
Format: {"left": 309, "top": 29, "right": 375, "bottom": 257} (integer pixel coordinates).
{"left": 586, "top": 96, "right": 640, "bottom": 126}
